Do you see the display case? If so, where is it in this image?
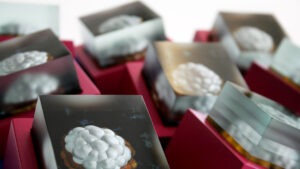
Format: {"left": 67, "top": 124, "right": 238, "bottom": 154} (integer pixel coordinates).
{"left": 79, "top": 1, "right": 166, "bottom": 67}
{"left": 31, "top": 95, "right": 169, "bottom": 169}
{"left": 0, "top": 29, "right": 81, "bottom": 117}
{"left": 211, "top": 12, "right": 287, "bottom": 70}
{"left": 0, "top": 60, "right": 99, "bottom": 159}
{"left": 167, "top": 82, "right": 300, "bottom": 169}
{"left": 208, "top": 82, "right": 300, "bottom": 168}
{"left": 0, "top": 2, "right": 59, "bottom": 36}
{"left": 143, "top": 42, "right": 247, "bottom": 125}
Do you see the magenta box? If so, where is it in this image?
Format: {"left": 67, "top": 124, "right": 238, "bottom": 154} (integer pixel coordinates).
{"left": 3, "top": 118, "right": 38, "bottom": 169}
{"left": 165, "top": 109, "right": 264, "bottom": 169}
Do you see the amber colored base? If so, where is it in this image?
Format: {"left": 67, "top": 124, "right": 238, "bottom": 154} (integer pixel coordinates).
{"left": 206, "top": 117, "right": 283, "bottom": 169}
{"left": 61, "top": 140, "right": 137, "bottom": 169}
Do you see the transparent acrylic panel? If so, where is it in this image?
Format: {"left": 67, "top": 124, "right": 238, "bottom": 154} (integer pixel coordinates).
{"left": 32, "top": 95, "right": 170, "bottom": 169}
{"left": 0, "top": 29, "right": 81, "bottom": 117}
{"left": 209, "top": 82, "right": 300, "bottom": 168}
{"left": 0, "top": 2, "right": 59, "bottom": 35}
{"left": 212, "top": 12, "right": 287, "bottom": 69}
{"left": 271, "top": 38, "right": 300, "bottom": 86}
{"left": 79, "top": 1, "right": 166, "bottom": 67}
{"left": 143, "top": 42, "right": 246, "bottom": 125}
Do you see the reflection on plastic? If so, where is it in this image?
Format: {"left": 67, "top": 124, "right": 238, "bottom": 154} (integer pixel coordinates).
{"left": 209, "top": 82, "right": 300, "bottom": 168}
{"left": 4, "top": 73, "right": 59, "bottom": 104}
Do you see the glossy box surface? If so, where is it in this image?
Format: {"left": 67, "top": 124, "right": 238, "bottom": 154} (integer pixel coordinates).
{"left": 212, "top": 12, "right": 287, "bottom": 70}
{"left": 79, "top": 1, "right": 166, "bottom": 67}
{"left": 0, "top": 29, "right": 81, "bottom": 117}
{"left": 143, "top": 42, "right": 247, "bottom": 125}
{"left": 31, "top": 95, "right": 169, "bottom": 169}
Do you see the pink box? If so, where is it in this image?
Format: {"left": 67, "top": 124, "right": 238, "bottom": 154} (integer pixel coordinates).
{"left": 193, "top": 30, "right": 212, "bottom": 42}
{"left": 245, "top": 62, "right": 300, "bottom": 114}
{"left": 0, "top": 61, "right": 100, "bottom": 159}
{"left": 75, "top": 45, "right": 144, "bottom": 94}
{"left": 165, "top": 109, "right": 264, "bottom": 169}
{"left": 3, "top": 118, "right": 38, "bottom": 169}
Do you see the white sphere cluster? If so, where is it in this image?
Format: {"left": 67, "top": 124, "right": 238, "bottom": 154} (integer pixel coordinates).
{"left": 101, "top": 36, "right": 148, "bottom": 59}
{"left": 4, "top": 73, "right": 59, "bottom": 104}
{"left": 0, "top": 51, "right": 48, "bottom": 76}
{"left": 99, "top": 15, "right": 142, "bottom": 34}
{"left": 65, "top": 125, "right": 132, "bottom": 169}
{"left": 171, "top": 62, "right": 223, "bottom": 95}
{"left": 233, "top": 26, "right": 274, "bottom": 52}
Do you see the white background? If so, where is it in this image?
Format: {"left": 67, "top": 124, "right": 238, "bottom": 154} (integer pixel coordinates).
{"left": 1, "top": 0, "right": 300, "bottom": 45}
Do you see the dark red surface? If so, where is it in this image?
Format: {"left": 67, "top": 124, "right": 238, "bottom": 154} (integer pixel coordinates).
{"left": 165, "top": 109, "right": 264, "bottom": 169}
{"left": 3, "top": 118, "right": 37, "bottom": 169}
{"left": 125, "top": 62, "right": 176, "bottom": 138}
{"left": 75, "top": 45, "right": 144, "bottom": 94}
{"left": 245, "top": 63, "right": 300, "bottom": 114}
{"left": 0, "top": 61, "right": 100, "bottom": 159}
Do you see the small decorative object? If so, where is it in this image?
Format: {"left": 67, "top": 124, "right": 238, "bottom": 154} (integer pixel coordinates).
{"left": 64, "top": 125, "right": 136, "bottom": 169}
{"left": 143, "top": 42, "right": 247, "bottom": 125}
{"left": 31, "top": 95, "right": 169, "bottom": 169}
{"left": 0, "top": 29, "right": 81, "bottom": 117}
{"left": 212, "top": 12, "right": 287, "bottom": 70}
{"left": 208, "top": 82, "right": 300, "bottom": 169}
{"left": 233, "top": 26, "right": 274, "bottom": 52}
{"left": 79, "top": 1, "right": 166, "bottom": 67}
{"left": 99, "top": 15, "right": 142, "bottom": 34}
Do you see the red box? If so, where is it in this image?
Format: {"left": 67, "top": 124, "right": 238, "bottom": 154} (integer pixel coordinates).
{"left": 193, "top": 30, "right": 212, "bottom": 42}
{"left": 3, "top": 118, "right": 38, "bottom": 169}
{"left": 0, "top": 61, "right": 100, "bottom": 159}
{"left": 165, "top": 109, "right": 264, "bottom": 169}
{"left": 76, "top": 45, "right": 144, "bottom": 94}
{"left": 245, "top": 62, "right": 300, "bottom": 114}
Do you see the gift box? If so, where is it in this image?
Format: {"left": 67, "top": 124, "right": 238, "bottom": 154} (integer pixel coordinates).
{"left": 31, "top": 95, "right": 169, "bottom": 169}
{"left": 0, "top": 61, "right": 99, "bottom": 159}
{"left": 165, "top": 109, "right": 264, "bottom": 169}
{"left": 0, "top": 2, "right": 59, "bottom": 36}
{"left": 0, "top": 29, "right": 81, "bottom": 117}
{"left": 211, "top": 12, "right": 287, "bottom": 70}
{"left": 79, "top": 1, "right": 166, "bottom": 67}
{"left": 143, "top": 42, "right": 247, "bottom": 125}
{"left": 3, "top": 118, "right": 38, "bottom": 169}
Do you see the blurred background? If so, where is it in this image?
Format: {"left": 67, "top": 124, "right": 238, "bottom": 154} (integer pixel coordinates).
{"left": 1, "top": 0, "right": 299, "bottom": 45}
